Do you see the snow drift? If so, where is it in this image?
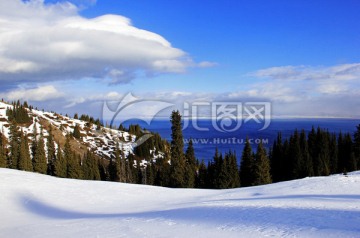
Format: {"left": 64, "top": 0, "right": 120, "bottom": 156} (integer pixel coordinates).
{"left": 0, "top": 168, "right": 360, "bottom": 237}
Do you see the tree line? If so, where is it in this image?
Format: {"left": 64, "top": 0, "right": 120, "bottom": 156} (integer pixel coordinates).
{"left": 1, "top": 101, "right": 360, "bottom": 189}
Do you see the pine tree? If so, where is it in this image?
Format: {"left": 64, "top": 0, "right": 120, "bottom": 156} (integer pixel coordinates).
{"left": 72, "top": 124, "right": 81, "bottom": 139}
{"left": 31, "top": 121, "right": 38, "bottom": 163}
{"left": 344, "top": 133, "right": 356, "bottom": 172}
{"left": 329, "top": 133, "right": 338, "bottom": 174}
{"left": 33, "top": 132, "right": 47, "bottom": 174}
{"left": 67, "top": 151, "right": 83, "bottom": 179}
{"left": 63, "top": 135, "right": 82, "bottom": 179}
{"left": 18, "top": 133, "right": 33, "bottom": 171}
{"left": 337, "top": 132, "right": 346, "bottom": 173}
{"left": 47, "top": 125, "right": 56, "bottom": 175}
{"left": 54, "top": 146, "right": 67, "bottom": 178}
{"left": 299, "top": 129, "right": 313, "bottom": 177}
{"left": 108, "top": 157, "right": 117, "bottom": 181}
{"left": 354, "top": 124, "right": 360, "bottom": 169}
{"left": 239, "top": 138, "right": 254, "bottom": 187}
{"left": 184, "top": 139, "right": 196, "bottom": 188}
{"left": 288, "top": 130, "right": 301, "bottom": 179}
{"left": 196, "top": 160, "right": 208, "bottom": 188}
{"left": 0, "top": 131, "right": 7, "bottom": 168}
{"left": 169, "top": 110, "right": 185, "bottom": 187}
{"left": 225, "top": 150, "right": 240, "bottom": 188}
{"left": 253, "top": 142, "right": 272, "bottom": 186}
{"left": 270, "top": 132, "right": 283, "bottom": 182}
{"left": 82, "top": 152, "right": 100, "bottom": 180}
{"left": 8, "top": 120, "right": 20, "bottom": 169}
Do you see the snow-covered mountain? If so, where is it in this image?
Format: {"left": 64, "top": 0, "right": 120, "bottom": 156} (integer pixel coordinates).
{"left": 0, "top": 101, "right": 140, "bottom": 159}
{"left": 0, "top": 168, "right": 359, "bottom": 238}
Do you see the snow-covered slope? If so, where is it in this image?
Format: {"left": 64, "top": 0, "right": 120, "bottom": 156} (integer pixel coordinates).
{"left": 0, "top": 168, "right": 359, "bottom": 238}
{"left": 0, "top": 101, "right": 137, "bottom": 159}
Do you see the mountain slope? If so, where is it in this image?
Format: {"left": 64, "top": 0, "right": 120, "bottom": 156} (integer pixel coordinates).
{"left": 1, "top": 168, "right": 359, "bottom": 238}
{"left": 0, "top": 101, "right": 143, "bottom": 159}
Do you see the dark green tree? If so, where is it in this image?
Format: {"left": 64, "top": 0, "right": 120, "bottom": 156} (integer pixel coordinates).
{"left": 253, "top": 142, "right": 272, "bottom": 186}
{"left": 196, "top": 160, "right": 208, "bottom": 188}
{"left": 33, "top": 132, "right": 47, "bottom": 174}
{"left": 354, "top": 124, "right": 360, "bottom": 168}
{"left": 184, "top": 139, "right": 196, "bottom": 188}
{"left": 169, "top": 110, "right": 185, "bottom": 187}
{"left": 288, "top": 130, "right": 301, "bottom": 179}
{"left": 224, "top": 150, "right": 240, "bottom": 188}
{"left": 18, "top": 133, "right": 33, "bottom": 171}
{"left": 47, "top": 125, "right": 56, "bottom": 175}
{"left": 343, "top": 133, "right": 356, "bottom": 172}
{"left": 299, "top": 129, "right": 313, "bottom": 177}
{"left": 270, "top": 133, "right": 285, "bottom": 182}
{"left": 8, "top": 120, "right": 20, "bottom": 169}
{"left": 0, "top": 132, "right": 6, "bottom": 168}
{"left": 67, "top": 152, "right": 83, "bottom": 179}
{"left": 72, "top": 124, "right": 82, "bottom": 139}
{"left": 82, "top": 152, "right": 100, "bottom": 180}
{"left": 239, "top": 138, "right": 254, "bottom": 187}
{"left": 54, "top": 146, "right": 67, "bottom": 178}
{"left": 329, "top": 133, "right": 338, "bottom": 174}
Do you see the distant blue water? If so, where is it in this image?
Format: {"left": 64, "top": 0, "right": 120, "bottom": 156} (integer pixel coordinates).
{"left": 122, "top": 119, "right": 359, "bottom": 163}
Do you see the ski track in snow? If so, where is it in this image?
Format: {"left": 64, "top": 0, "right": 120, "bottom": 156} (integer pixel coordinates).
{"left": 0, "top": 169, "right": 360, "bottom": 237}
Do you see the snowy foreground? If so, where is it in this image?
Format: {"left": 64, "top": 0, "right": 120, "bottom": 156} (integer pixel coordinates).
{"left": 1, "top": 169, "right": 360, "bottom": 238}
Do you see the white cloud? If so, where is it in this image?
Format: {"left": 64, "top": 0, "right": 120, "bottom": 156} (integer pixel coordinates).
{"left": 0, "top": 85, "right": 64, "bottom": 102}
{"left": 251, "top": 63, "right": 360, "bottom": 82}
{"left": 0, "top": 0, "right": 190, "bottom": 84}
{"left": 197, "top": 61, "right": 218, "bottom": 68}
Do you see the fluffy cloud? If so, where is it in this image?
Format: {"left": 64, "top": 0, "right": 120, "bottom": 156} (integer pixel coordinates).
{"left": 0, "top": 0, "right": 190, "bottom": 84}
{"left": 251, "top": 63, "right": 360, "bottom": 82}
{"left": 0, "top": 85, "right": 64, "bottom": 101}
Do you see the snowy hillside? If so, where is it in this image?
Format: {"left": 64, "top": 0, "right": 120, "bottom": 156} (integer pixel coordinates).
{"left": 0, "top": 101, "right": 137, "bottom": 159}
{"left": 0, "top": 168, "right": 359, "bottom": 238}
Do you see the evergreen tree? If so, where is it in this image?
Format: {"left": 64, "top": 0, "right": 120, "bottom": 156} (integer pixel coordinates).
{"left": 33, "top": 132, "right": 47, "bottom": 174}
{"left": 54, "top": 146, "right": 67, "bottom": 178}
{"left": 329, "top": 133, "right": 338, "bottom": 174}
{"left": 239, "top": 138, "right": 254, "bottom": 187}
{"left": 288, "top": 130, "right": 301, "bottom": 179}
{"left": 8, "top": 120, "right": 20, "bottom": 169}
{"left": 47, "top": 125, "right": 56, "bottom": 175}
{"left": 299, "top": 129, "right": 313, "bottom": 177}
{"left": 196, "top": 160, "right": 208, "bottom": 188}
{"left": 97, "top": 158, "right": 108, "bottom": 181}
{"left": 343, "top": 133, "right": 356, "bottom": 172}
{"left": 0, "top": 131, "right": 6, "bottom": 168}
{"left": 18, "top": 133, "right": 33, "bottom": 171}
{"left": 337, "top": 132, "right": 346, "bottom": 173}
{"left": 82, "top": 152, "right": 100, "bottom": 180}
{"left": 354, "top": 124, "right": 360, "bottom": 168}
{"left": 169, "top": 110, "right": 185, "bottom": 187}
{"left": 270, "top": 133, "right": 284, "bottom": 182}
{"left": 184, "top": 139, "right": 196, "bottom": 188}
{"left": 72, "top": 124, "right": 81, "bottom": 139}
{"left": 67, "top": 151, "right": 83, "bottom": 179}
{"left": 31, "top": 121, "right": 38, "bottom": 163}
{"left": 253, "top": 142, "right": 272, "bottom": 186}
{"left": 224, "top": 150, "right": 240, "bottom": 188}
{"left": 108, "top": 157, "right": 117, "bottom": 181}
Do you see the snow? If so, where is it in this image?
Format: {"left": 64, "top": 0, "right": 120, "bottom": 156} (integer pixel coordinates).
{"left": 0, "top": 169, "right": 359, "bottom": 238}
{"left": 0, "top": 101, "right": 137, "bottom": 159}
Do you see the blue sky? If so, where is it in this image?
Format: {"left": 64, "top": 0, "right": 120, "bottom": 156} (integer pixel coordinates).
{"left": 0, "top": 0, "right": 360, "bottom": 119}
